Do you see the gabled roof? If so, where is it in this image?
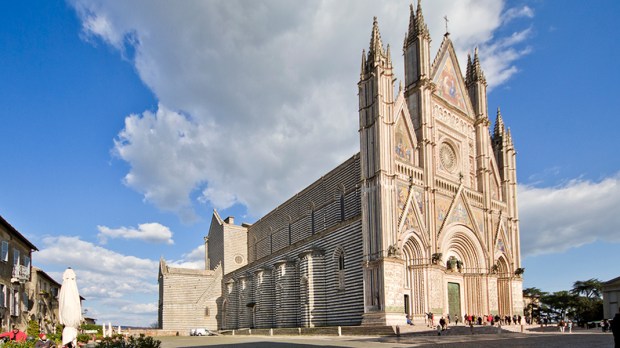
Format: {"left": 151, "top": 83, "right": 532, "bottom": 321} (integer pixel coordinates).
{"left": 604, "top": 275, "right": 620, "bottom": 286}
{"left": 0, "top": 214, "right": 38, "bottom": 251}
{"left": 33, "top": 266, "right": 61, "bottom": 288}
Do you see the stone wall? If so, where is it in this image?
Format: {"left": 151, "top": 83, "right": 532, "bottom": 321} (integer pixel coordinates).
{"left": 159, "top": 262, "right": 222, "bottom": 331}
{"left": 222, "top": 218, "right": 364, "bottom": 329}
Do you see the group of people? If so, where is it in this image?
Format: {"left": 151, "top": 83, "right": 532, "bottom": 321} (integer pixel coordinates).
{"left": 464, "top": 314, "right": 523, "bottom": 326}
{"left": 0, "top": 326, "right": 55, "bottom": 348}
{"left": 418, "top": 312, "right": 524, "bottom": 329}
{"left": 556, "top": 319, "right": 573, "bottom": 333}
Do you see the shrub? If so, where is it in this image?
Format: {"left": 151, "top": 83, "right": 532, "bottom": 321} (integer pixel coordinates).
{"left": 77, "top": 333, "right": 91, "bottom": 343}
{"left": 2, "top": 340, "right": 34, "bottom": 348}
{"left": 27, "top": 320, "right": 40, "bottom": 338}
{"left": 95, "top": 334, "right": 161, "bottom": 348}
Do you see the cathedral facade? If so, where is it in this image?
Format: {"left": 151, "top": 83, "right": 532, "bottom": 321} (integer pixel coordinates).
{"left": 159, "top": 2, "right": 523, "bottom": 331}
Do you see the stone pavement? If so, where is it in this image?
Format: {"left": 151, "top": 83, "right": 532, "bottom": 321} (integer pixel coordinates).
{"left": 158, "top": 330, "right": 615, "bottom": 348}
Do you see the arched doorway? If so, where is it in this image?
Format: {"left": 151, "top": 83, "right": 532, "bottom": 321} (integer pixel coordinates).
{"left": 496, "top": 256, "right": 511, "bottom": 316}
{"left": 402, "top": 234, "right": 427, "bottom": 322}
{"left": 439, "top": 226, "right": 488, "bottom": 316}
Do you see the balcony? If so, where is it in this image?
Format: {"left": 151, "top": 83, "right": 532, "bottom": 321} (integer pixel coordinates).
{"left": 11, "top": 265, "right": 30, "bottom": 283}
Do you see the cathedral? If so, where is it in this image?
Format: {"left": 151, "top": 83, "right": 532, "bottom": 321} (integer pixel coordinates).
{"left": 158, "top": 1, "right": 523, "bottom": 331}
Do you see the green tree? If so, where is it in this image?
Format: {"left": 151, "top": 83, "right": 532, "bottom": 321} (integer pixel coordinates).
{"left": 523, "top": 287, "right": 546, "bottom": 297}
{"left": 571, "top": 278, "right": 602, "bottom": 300}
{"left": 570, "top": 278, "right": 603, "bottom": 325}
{"left": 540, "top": 290, "right": 578, "bottom": 320}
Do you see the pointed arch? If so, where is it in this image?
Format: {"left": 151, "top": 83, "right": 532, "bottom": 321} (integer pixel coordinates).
{"left": 439, "top": 226, "right": 487, "bottom": 272}
{"left": 401, "top": 231, "right": 429, "bottom": 265}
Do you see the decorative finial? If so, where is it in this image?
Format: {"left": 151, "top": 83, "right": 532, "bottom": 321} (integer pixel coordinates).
{"left": 444, "top": 15, "right": 450, "bottom": 36}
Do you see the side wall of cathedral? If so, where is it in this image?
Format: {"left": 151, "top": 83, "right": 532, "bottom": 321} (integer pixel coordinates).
{"left": 220, "top": 155, "right": 365, "bottom": 329}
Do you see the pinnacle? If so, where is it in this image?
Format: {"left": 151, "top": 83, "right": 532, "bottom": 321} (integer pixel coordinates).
{"left": 466, "top": 54, "right": 473, "bottom": 86}
{"left": 405, "top": 0, "right": 430, "bottom": 46}
{"left": 414, "top": 0, "right": 430, "bottom": 39}
{"left": 369, "top": 16, "right": 384, "bottom": 57}
{"left": 494, "top": 107, "right": 505, "bottom": 138}
{"left": 472, "top": 47, "right": 487, "bottom": 85}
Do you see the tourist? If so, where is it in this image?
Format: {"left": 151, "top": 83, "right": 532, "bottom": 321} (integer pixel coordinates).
{"left": 567, "top": 320, "right": 573, "bottom": 333}
{"left": 35, "top": 333, "right": 55, "bottom": 348}
{"left": 0, "top": 326, "right": 27, "bottom": 342}
{"left": 406, "top": 315, "right": 413, "bottom": 326}
{"left": 611, "top": 308, "right": 620, "bottom": 348}
{"left": 454, "top": 314, "right": 459, "bottom": 325}
{"left": 603, "top": 319, "right": 610, "bottom": 332}
{"left": 559, "top": 319, "right": 565, "bottom": 333}
{"left": 439, "top": 317, "right": 446, "bottom": 331}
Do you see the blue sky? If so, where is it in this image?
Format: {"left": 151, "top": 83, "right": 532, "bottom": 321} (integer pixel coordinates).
{"left": 1, "top": 1, "right": 619, "bottom": 326}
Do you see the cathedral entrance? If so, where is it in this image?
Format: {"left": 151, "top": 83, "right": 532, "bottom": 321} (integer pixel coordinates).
{"left": 447, "top": 282, "right": 461, "bottom": 319}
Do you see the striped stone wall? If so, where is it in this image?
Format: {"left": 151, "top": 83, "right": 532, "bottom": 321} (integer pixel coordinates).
{"left": 159, "top": 261, "right": 222, "bottom": 332}
{"left": 222, "top": 218, "right": 364, "bottom": 329}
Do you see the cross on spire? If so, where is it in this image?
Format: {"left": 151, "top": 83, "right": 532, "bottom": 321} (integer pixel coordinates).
{"left": 444, "top": 15, "right": 450, "bottom": 36}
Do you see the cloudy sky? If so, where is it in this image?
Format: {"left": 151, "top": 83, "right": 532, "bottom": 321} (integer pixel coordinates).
{"left": 1, "top": 0, "right": 618, "bottom": 326}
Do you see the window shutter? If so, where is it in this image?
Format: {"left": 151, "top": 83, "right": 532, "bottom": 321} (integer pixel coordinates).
{"left": 22, "top": 291, "right": 28, "bottom": 311}
{"left": 1, "top": 241, "right": 8, "bottom": 262}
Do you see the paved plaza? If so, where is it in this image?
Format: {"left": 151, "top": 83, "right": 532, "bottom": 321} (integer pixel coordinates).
{"left": 158, "top": 331, "right": 615, "bottom": 348}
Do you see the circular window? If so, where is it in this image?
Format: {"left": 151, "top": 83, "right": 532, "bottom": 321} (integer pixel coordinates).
{"left": 439, "top": 143, "right": 457, "bottom": 173}
{"left": 234, "top": 255, "right": 244, "bottom": 264}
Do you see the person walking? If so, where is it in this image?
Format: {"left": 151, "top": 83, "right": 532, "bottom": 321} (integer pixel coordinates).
{"left": 612, "top": 308, "right": 620, "bottom": 348}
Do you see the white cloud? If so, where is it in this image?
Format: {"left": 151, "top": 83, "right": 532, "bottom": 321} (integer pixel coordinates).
{"left": 97, "top": 222, "right": 174, "bottom": 245}
{"left": 502, "top": 5, "right": 534, "bottom": 24}
{"left": 35, "top": 236, "right": 160, "bottom": 326}
{"left": 70, "top": 0, "right": 534, "bottom": 219}
{"left": 518, "top": 173, "right": 620, "bottom": 256}
{"left": 167, "top": 244, "right": 205, "bottom": 270}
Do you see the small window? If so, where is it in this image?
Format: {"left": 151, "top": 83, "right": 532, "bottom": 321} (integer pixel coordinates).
{"left": 0, "top": 284, "right": 5, "bottom": 308}
{"left": 13, "top": 249, "right": 20, "bottom": 266}
{"left": 23, "top": 256, "right": 30, "bottom": 268}
{"left": 22, "top": 291, "right": 28, "bottom": 312}
{"left": 205, "top": 307, "right": 210, "bottom": 317}
{"left": 11, "top": 290, "right": 19, "bottom": 316}
{"left": 1, "top": 241, "right": 8, "bottom": 262}
{"left": 335, "top": 249, "right": 345, "bottom": 291}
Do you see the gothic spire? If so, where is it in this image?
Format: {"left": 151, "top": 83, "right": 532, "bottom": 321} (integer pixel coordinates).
{"left": 466, "top": 54, "right": 473, "bottom": 86}
{"left": 494, "top": 107, "right": 505, "bottom": 138}
{"left": 414, "top": 0, "right": 430, "bottom": 39}
{"left": 405, "top": 0, "right": 430, "bottom": 46}
{"left": 506, "top": 128, "right": 514, "bottom": 148}
{"left": 360, "top": 49, "right": 366, "bottom": 77}
{"left": 471, "top": 47, "right": 487, "bottom": 86}
{"left": 368, "top": 16, "right": 385, "bottom": 62}
{"left": 407, "top": 3, "right": 415, "bottom": 41}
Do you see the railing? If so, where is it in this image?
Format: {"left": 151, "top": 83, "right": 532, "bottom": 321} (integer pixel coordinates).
{"left": 12, "top": 265, "right": 30, "bottom": 283}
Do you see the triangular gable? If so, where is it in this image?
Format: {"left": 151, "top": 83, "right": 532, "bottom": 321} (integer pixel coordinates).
{"left": 493, "top": 218, "right": 512, "bottom": 260}
{"left": 398, "top": 182, "right": 427, "bottom": 237}
{"left": 437, "top": 183, "right": 481, "bottom": 237}
{"left": 444, "top": 195, "right": 475, "bottom": 231}
{"left": 431, "top": 37, "right": 472, "bottom": 115}
{"left": 393, "top": 92, "right": 418, "bottom": 166}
